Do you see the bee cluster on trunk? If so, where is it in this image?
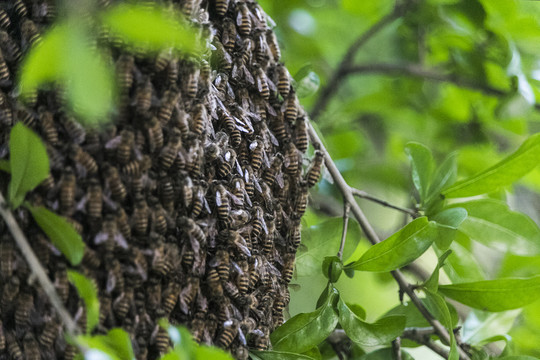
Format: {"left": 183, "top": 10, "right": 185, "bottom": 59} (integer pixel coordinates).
{"left": 0, "top": 0, "right": 324, "bottom": 359}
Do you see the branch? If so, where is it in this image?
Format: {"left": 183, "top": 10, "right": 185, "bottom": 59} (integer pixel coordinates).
{"left": 402, "top": 327, "right": 451, "bottom": 359}
{"left": 310, "top": 1, "right": 413, "bottom": 121}
{"left": 343, "top": 63, "right": 508, "bottom": 97}
{"left": 351, "top": 188, "right": 417, "bottom": 218}
{"left": 307, "top": 122, "right": 471, "bottom": 360}
{"left": 0, "top": 192, "right": 79, "bottom": 337}
{"left": 337, "top": 203, "right": 350, "bottom": 260}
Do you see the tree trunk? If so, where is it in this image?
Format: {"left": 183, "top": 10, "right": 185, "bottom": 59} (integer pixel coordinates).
{"left": 0, "top": 0, "right": 309, "bottom": 359}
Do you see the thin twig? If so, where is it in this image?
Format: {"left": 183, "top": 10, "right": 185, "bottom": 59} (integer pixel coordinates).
{"left": 392, "top": 337, "right": 402, "bottom": 360}
{"left": 310, "top": 1, "right": 412, "bottom": 121}
{"left": 402, "top": 328, "right": 451, "bottom": 359}
{"left": 337, "top": 202, "right": 350, "bottom": 260}
{"left": 343, "top": 63, "right": 508, "bottom": 97}
{"left": 307, "top": 122, "right": 471, "bottom": 360}
{"left": 0, "top": 192, "right": 79, "bottom": 336}
{"left": 351, "top": 188, "right": 417, "bottom": 218}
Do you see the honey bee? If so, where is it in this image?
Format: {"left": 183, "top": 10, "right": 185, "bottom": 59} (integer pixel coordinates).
{"left": 191, "top": 103, "right": 208, "bottom": 136}
{"left": 135, "top": 77, "right": 153, "bottom": 113}
{"left": 259, "top": 181, "right": 275, "bottom": 211}
{"left": 1, "top": 275, "right": 19, "bottom": 309}
{"left": 290, "top": 219, "right": 302, "bottom": 250}
{"left": 16, "top": 107, "right": 36, "bottom": 127}
{"left": 122, "top": 154, "right": 151, "bottom": 177}
{"left": 212, "top": 41, "right": 233, "bottom": 72}
{"left": 158, "top": 129, "right": 182, "bottom": 170}
{"left": 214, "top": 0, "right": 230, "bottom": 16}
{"left": 166, "top": 58, "right": 179, "bottom": 86}
{"left": 104, "top": 165, "right": 127, "bottom": 202}
{"left": 106, "top": 258, "right": 125, "bottom": 294}
{"left": 150, "top": 200, "right": 169, "bottom": 235}
{"left": 0, "top": 30, "right": 21, "bottom": 63}
{"left": 215, "top": 184, "right": 230, "bottom": 223}
{"left": 54, "top": 262, "right": 70, "bottom": 303}
{"left": 191, "top": 181, "right": 210, "bottom": 217}
{"left": 295, "top": 187, "right": 309, "bottom": 217}
{"left": 295, "top": 115, "right": 309, "bottom": 153}
{"left": 0, "top": 238, "right": 14, "bottom": 280}
{"left": 306, "top": 150, "right": 324, "bottom": 187}
{"left": 251, "top": 205, "right": 267, "bottom": 240}
{"left": 284, "top": 91, "right": 298, "bottom": 124}
{"left": 70, "top": 144, "right": 98, "bottom": 175}
{"left": 221, "top": 229, "right": 251, "bottom": 257}
{"left": 75, "top": 304, "right": 87, "bottom": 333}
{"left": 181, "top": 176, "right": 194, "bottom": 209}
{"left": 86, "top": 178, "right": 103, "bottom": 219}
{"left": 61, "top": 115, "right": 86, "bottom": 144}
{"left": 199, "top": 58, "right": 211, "bottom": 89}
{"left": 152, "top": 325, "right": 170, "bottom": 355}
{"left": 0, "top": 9, "right": 10, "bottom": 29}
{"left": 95, "top": 214, "right": 128, "bottom": 251}
{"left": 82, "top": 246, "right": 101, "bottom": 269}
{"left": 64, "top": 344, "right": 78, "bottom": 360}
{"left": 38, "top": 109, "right": 58, "bottom": 145}
{"left": 284, "top": 142, "right": 300, "bottom": 177}
{"left": 157, "top": 89, "right": 179, "bottom": 126}
{"left": 253, "top": 28, "right": 269, "bottom": 64}
{"left": 282, "top": 253, "right": 296, "bottom": 284}
{"left": 223, "top": 280, "right": 242, "bottom": 304}
{"left": 110, "top": 129, "right": 134, "bottom": 165}
{"left": 0, "top": 49, "right": 10, "bottom": 84}
{"left": 20, "top": 18, "right": 41, "bottom": 47}
{"left": 262, "top": 215, "right": 276, "bottom": 255}
{"left": 217, "top": 320, "right": 238, "bottom": 348}
{"left": 14, "top": 0, "right": 28, "bottom": 18}
{"left": 218, "top": 148, "right": 237, "bottom": 178}
{"left": 267, "top": 29, "right": 281, "bottom": 61}
{"left": 146, "top": 116, "right": 164, "bottom": 153}
{"left": 158, "top": 173, "right": 175, "bottom": 212}
{"left": 161, "top": 280, "right": 181, "bottom": 315}
{"left": 276, "top": 63, "right": 290, "bottom": 98}
{"left": 270, "top": 112, "right": 288, "bottom": 143}
{"left": 6, "top": 332, "right": 23, "bottom": 360}
{"left": 179, "top": 276, "right": 199, "bottom": 314}
{"left": 235, "top": 260, "right": 250, "bottom": 295}
{"left": 206, "top": 267, "right": 224, "bottom": 299}
{"left": 153, "top": 49, "right": 170, "bottom": 72}
{"left": 132, "top": 195, "right": 149, "bottom": 235}
{"left": 185, "top": 65, "right": 200, "bottom": 98}
{"left": 146, "top": 277, "right": 162, "bottom": 312}
{"left": 221, "top": 18, "right": 237, "bottom": 52}
{"left": 243, "top": 165, "right": 259, "bottom": 198}
{"left": 116, "top": 54, "right": 134, "bottom": 94}
{"left": 0, "top": 320, "right": 5, "bottom": 352}
{"left": 113, "top": 288, "right": 133, "bottom": 320}
{"left": 236, "top": 1, "right": 252, "bottom": 36}
{"left": 99, "top": 294, "right": 112, "bottom": 325}
{"left": 59, "top": 167, "right": 76, "bottom": 216}
{"left": 249, "top": 139, "right": 266, "bottom": 172}
{"left": 15, "top": 292, "right": 34, "bottom": 331}
{"left": 231, "top": 176, "right": 251, "bottom": 207}
{"left": 180, "top": 217, "right": 206, "bottom": 247}
{"left": 254, "top": 66, "right": 270, "bottom": 100}
{"left": 210, "top": 248, "right": 230, "bottom": 281}
{"left": 38, "top": 317, "right": 60, "bottom": 348}
{"left": 263, "top": 154, "right": 284, "bottom": 187}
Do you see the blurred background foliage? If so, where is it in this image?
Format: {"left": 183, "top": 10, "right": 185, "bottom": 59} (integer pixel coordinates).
{"left": 256, "top": 0, "right": 540, "bottom": 357}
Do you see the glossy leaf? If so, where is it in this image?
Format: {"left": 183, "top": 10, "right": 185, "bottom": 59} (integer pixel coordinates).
{"left": 424, "top": 250, "right": 452, "bottom": 292}
{"left": 101, "top": 328, "right": 135, "bottom": 360}
{"left": 424, "top": 290, "right": 459, "bottom": 360}
{"left": 442, "top": 133, "right": 540, "bottom": 198}
{"left": 431, "top": 207, "right": 467, "bottom": 228}
{"left": 101, "top": 4, "right": 200, "bottom": 53}
{"left": 75, "top": 336, "right": 120, "bottom": 360}
{"left": 8, "top": 123, "right": 49, "bottom": 208}
{"left": 271, "top": 287, "right": 338, "bottom": 353}
{"left": 425, "top": 151, "right": 458, "bottom": 210}
{"left": 250, "top": 350, "right": 316, "bottom": 360}
{"left": 498, "top": 357, "right": 540, "bottom": 360}
{"left": 462, "top": 309, "right": 521, "bottom": 345}
{"left": 321, "top": 256, "right": 342, "bottom": 283}
{"left": 439, "top": 276, "right": 540, "bottom": 311}
{"left": 359, "top": 348, "right": 415, "bottom": 360}
{"left": 301, "top": 347, "right": 321, "bottom": 360}
{"left": 297, "top": 218, "right": 360, "bottom": 277}
{"left": 346, "top": 217, "right": 436, "bottom": 272}
{"left": 434, "top": 233, "right": 485, "bottom": 283}
{"left": 68, "top": 270, "right": 100, "bottom": 333}
{"left": 337, "top": 297, "right": 405, "bottom": 346}
{"left": 25, "top": 204, "right": 85, "bottom": 266}
{"left": 405, "top": 142, "right": 434, "bottom": 201}
{"left": 448, "top": 199, "right": 540, "bottom": 255}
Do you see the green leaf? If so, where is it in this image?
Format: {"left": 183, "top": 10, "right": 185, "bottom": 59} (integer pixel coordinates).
{"left": 431, "top": 208, "right": 468, "bottom": 228}
{"left": 0, "top": 159, "right": 10, "bottom": 172}
{"left": 424, "top": 290, "right": 459, "bottom": 360}
{"left": 297, "top": 218, "right": 361, "bottom": 277}
{"left": 405, "top": 142, "right": 435, "bottom": 202}
{"left": 498, "top": 357, "right": 540, "bottom": 360}
{"left": 434, "top": 233, "right": 485, "bottom": 283}
{"left": 68, "top": 270, "right": 99, "bottom": 334}
{"left": 347, "top": 303, "right": 366, "bottom": 321}
{"left": 250, "top": 350, "right": 315, "bottom": 360}
{"left": 424, "top": 250, "right": 452, "bottom": 292}
{"left": 321, "top": 256, "right": 343, "bottom": 283}
{"left": 442, "top": 133, "right": 540, "bottom": 198}
{"left": 462, "top": 310, "right": 521, "bottom": 345}
{"left": 101, "top": 4, "right": 200, "bottom": 53}
{"left": 384, "top": 300, "right": 459, "bottom": 328}
{"left": 296, "top": 71, "right": 320, "bottom": 98}
{"left": 196, "top": 346, "right": 235, "bottom": 360}
{"left": 448, "top": 199, "right": 540, "bottom": 255}
{"left": 8, "top": 123, "right": 50, "bottom": 208}
{"left": 439, "top": 276, "right": 540, "bottom": 311}
{"left": 337, "top": 297, "right": 405, "bottom": 346}
{"left": 271, "top": 287, "right": 339, "bottom": 353}
{"left": 359, "top": 348, "right": 415, "bottom": 360}
{"left": 346, "top": 217, "right": 436, "bottom": 272}
{"left": 425, "top": 151, "right": 458, "bottom": 209}
{"left": 101, "top": 328, "right": 135, "bottom": 360}
{"left": 25, "top": 204, "right": 85, "bottom": 266}
{"left": 301, "top": 347, "right": 321, "bottom": 360}
{"left": 75, "top": 336, "right": 121, "bottom": 360}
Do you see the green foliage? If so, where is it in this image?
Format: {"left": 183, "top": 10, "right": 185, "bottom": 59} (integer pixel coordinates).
{"left": 294, "top": 65, "right": 321, "bottom": 98}
{"left": 358, "top": 348, "right": 415, "bottom": 360}
{"left": 250, "top": 350, "right": 317, "bottom": 360}
{"left": 8, "top": 123, "right": 49, "bottom": 208}
{"left": 25, "top": 204, "right": 85, "bottom": 266}
{"left": 321, "top": 256, "right": 343, "bottom": 283}
{"left": 76, "top": 328, "right": 134, "bottom": 360}
{"left": 68, "top": 270, "right": 100, "bottom": 333}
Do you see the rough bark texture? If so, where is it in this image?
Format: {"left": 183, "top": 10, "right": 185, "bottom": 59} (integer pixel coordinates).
{"left": 0, "top": 0, "right": 311, "bottom": 359}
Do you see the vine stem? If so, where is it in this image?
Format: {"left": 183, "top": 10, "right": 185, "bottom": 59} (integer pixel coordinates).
{"left": 307, "top": 122, "right": 471, "bottom": 360}
{"left": 0, "top": 192, "right": 79, "bottom": 337}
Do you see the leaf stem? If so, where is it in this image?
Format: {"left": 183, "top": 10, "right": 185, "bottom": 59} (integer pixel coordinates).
{"left": 0, "top": 192, "right": 80, "bottom": 337}
{"left": 337, "top": 202, "right": 350, "bottom": 261}
{"left": 307, "top": 121, "right": 471, "bottom": 360}
{"left": 351, "top": 188, "right": 417, "bottom": 218}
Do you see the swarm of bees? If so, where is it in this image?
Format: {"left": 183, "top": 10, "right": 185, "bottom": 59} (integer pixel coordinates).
{"left": 0, "top": 0, "right": 325, "bottom": 359}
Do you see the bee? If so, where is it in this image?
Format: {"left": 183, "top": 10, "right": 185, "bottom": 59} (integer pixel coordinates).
{"left": 0, "top": 9, "right": 10, "bottom": 29}
{"left": 284, "top": 91, "right": 299, "bottom": 124}
{"left": 135, "top": 77, "right": 153, "bottom": 113}
{"left": 215, "top": 184, "right": 230, "bottom": 223}
{"left": 223, "top": 280, "right": 242, "bottom": 303}
{"left": 295, "top": 116, "right": 309, "bottom": 153}
{"left": 157, "top": 90, "right": 179, "bottom": 126}
{"left": 217, "top": 320, "right": 238, "bottom": 348}
{"left": 95, "top": 214, "right": 127, "bottom": 252}
{"left": 210, "top": 248, "right": 230, "bottom": 281}
{"left": 186, "top": 143, "right": 204, "bottom": 178}
{"left": 0, "top": 239, "right": 14, "bottom": 280}
{"left": 243, "top": 165, "right": 259, "bottom": 198}
{"left": 235, "top": 260, "right": 250, "bottom": 294}
{"left": 6, "top": 333, "right": 23, "bottom": 360}
{"left": 284, "top": 142, "right": 300, "bottom": 177}
{"left": 64, "top": 344, "right": 78, "bottom": 360}
{"left": 251, "top": 206, "right": 267, "bottom": 240}
{"left": 259, "top": 181, "right": 275, "bottom": 212}
{"left": 295, "top": 187, "right": 309, "bottom": 216}
{"left": 290, "top": 219, "right": 302, "bottom": 250}
{"left": 185, "top": 65, "right": 200, "bottom": 99}
{"left": 122, "top": 154, "right": 151, "bottom": 177}
{"left": 212, "top": 41, "right": 233, "bottom": 72}
{"left": 98, "top": 294, "right": 112, "bottom": 326}
{"left": 0, "top": 30, "right": 21, "bottom": 63}
{"left": 103, "top": 165, "right": 127, "bottom": 202}
{"left": 70, "top": 144, "right": 98, "bottom": 175}
{"left": 181, "top": 217, "right": 206, "bottom": 246}
{"left": 105, "top": 258, "right": 125, "bottom": 294}
{"left": 236, "top": 1, "right": 252, "bottom": 36}
{"left": 161, "top": 281, "right": 181, "bottom": 315}
{"left": 166, "top": 58, "right": 179, "bottom": 85}
{"left": 0, "top": 320, "right": 4, "bottom": 351}
{"left": 218, "top": 148, "right": 237, "bottom": 178}
{"left": 75, "top": 304, "right": 87, "bottom": 334}
{"left": 158, "top": 173, "right": 175, "bottom": 212}
{"left": 0, "top": 49, "right": 10, "bottom": 84}
{"left": 86, "top": 178, "right": 103, "bottom": 219}
{"left": 215, "top": 0, "right": 230, "bottom": 16}
{"left": 267, "top": 29, "right": 281, "bottom": 61}
{"left": 249, "top": 139, "right": 265, "bottom": 172}
{"left": 150, "top": 201, "right": 169, "bottom": 235}
{"left": 253, "top": 28, "right": 269, "bottom": 64}
{"left": 263, "top": 154, "right": 284, "bottom": 186}
{"left": 16, "top": 107, "right": 36, "bottom": 127}
{"left": 38, "top": 317, "right": 59, "bottom": 348}
{"left": 112, "top": 129, "right": 134, "bottom": 165}
{"left": 144, "top": 117, "right": 163, "bottom": 154}
{"left": 61, "top": 115, "right": 86, "bottom": 144}
{"left": 230, "top": 209, "right": 250, "bottom": 229}
{"left": 38, "top": 109, "right": 58, "bottom": 145}
{"left": 154, "top": 49, "right": 170, "bottom": 72}
{"left": 14, "top": 0, "right": 28, "bottom": 18}
{"left": 262, "top": 215, "right": 276, "bottom": 255}
{"left": 191, "top": 182, "right": 210, "bottom": 217}
{"left": 206, "top": 268, "right": 224, "bottom": 299}
{"left": 82, "top": 246, "right": 101, "bottom": 269}
{"left": 132, "top": 195, "right": 149, "bottom": 235}
{"left": 59, "top": 167, "right": 76, "bottom": 216}
{"left": 146, "top": 277, "right": 162, "bottom": 312}
{"left": 221, "top": 18, "right": 237, "bottom": 53}
{"left": 15, "top": 292, "right": 34, "bottom": 330}
{"left": 159, "top": 129, "right": 183, "bottom": 170}
{"left": 20, "top": 18, "right": 40, "bottom": 46}
{"left": 152, "top": 325, "right": 170, "bottom": 355}
{"left": 231, "top": 177, "right": 250, "bottom": 207}
{"left": 1, "top": 275, "right": 19, "bottom": 308}
{"left": 113, "top": 289, "right": 133, "bottom": 320}
{"left": 276, "top": 63, "right": 290, "bottom": 98}
{"left": 270, "top": 113, "right": 288, "bottom": 143}
{"left": 179, "top": 276, "right": 199, "bottom": 314}
{"left": 54, "top": 262, "right": 70, "bottom": 303}
{"left": 222, "top": 229, "right": 251, "bottom": 257}
{"left": 254, "top": 66, "right": 270, "bottom": 100}
{"left": 306, "top": 150, "right": 324, "bottom": 187}
{"left": 191, "top": 103, "right": 207, "bottom": 136}
{"left": 282, "top": 253, "right": 296, "bottom": 283}
{"left": 116, "top": 54, "right": 134, "bottom": 94}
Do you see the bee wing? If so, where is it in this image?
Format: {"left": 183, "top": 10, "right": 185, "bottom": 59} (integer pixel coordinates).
{"left": 261, "top": 216, "right": 268, "bottom": 234}
{"left": 105, "top": 135, "right": 122, "bottom": 149}
{"left": 256, "top": 76, "right": 266, "bottom": 93}
{"left": 236, "top": 9, "right": 243, "bottom": 26}
{"left": 238, "top": 327, "right": 247, "bottom": 346}
{"left": 267, "top": 77, "right": 277, "bottom": 92}
{"left": 253, "top": 176, "right": 262, "bottom": 193}
{"left": 249, "top": 140, "right": 259, "bottom": 151}
{"left": 275, "top": 172, "right": 285, "bottom": 188}
{"left": 243, "top": 189, "right": 252, "bottom": 207}
{"left": 243, "top": 67, "right": 254, "bottom": 84}
{"left": 234, "top": 237, "right": 251, "bottom": 257}
{"left": 215, "top": 190, "right": 222, "bottom": 206}
{"left": 106, "top": 270, "right": 116, "bottom": 293}
{"left": 227, "top": 83, "right": 236, "bottom": 99}
{"left": 94, "top": 231, "right": 108, "bottom": 245}
{"left": 265, "top": 102, "right": 277, "bottom": 116}
{"left": 230, "top": 192, "right": 244, "bottom": 206}
{"left": 235, "top": 159, "right": 243, "bottom": 177}
{"left": 114, "top": 233, "right": 128, "bottom": 249}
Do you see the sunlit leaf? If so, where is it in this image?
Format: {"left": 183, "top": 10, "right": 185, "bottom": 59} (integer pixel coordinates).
{"left": 250, "top": 350, "right": 316, "bottom": 360}
{"left": 431, "top": 207, "right": 467, "bottom": 229}
{"left": 424, "top": 290, "right": 459, "bottom": 360}
{"left": 358, "top": 348, "right": 415, "bottom": 360}
{"left": 8, "top": 123, "right": 49, "bottom": 208}
{"left": 25, "top": 204, "right": 84, "bottom": 266}
{"left": 424, "top": 250, "right": 452, "bottom": 292}
{"left": 101, "top": 4, "right": 200, "bottom": 53}
{"left": 498, "top": 356, "right": 540, "bottom": 360}
{"left": 101, "top": 329, "right": 135, "bottom": 360}
{"left": 405, "top": 142, "right": 434, "bottom": 202}
{"left": 346, "top": 217, "right": 436, "bottom": 272}
{"left": 433, "top": 233, "right": 485, "bottom": 283}
{"left": 442, "top": 133, "right": 540, "bottom": 198}
{"left": 68, "top": 270, "right": 100, "bottom": 333}
{"left": 447, "top": 199, "right": 540, "bottom": 255}
{"left": 439, "top": 276, "right": 540, "bottom": 311}
{"left": 462, "top": 309, "right": 521, "bottom": 345}
{"left": 271, "top": 287, "right": 338, "bottom": 353}
{"left": 301, "top": 347, "right": 321, "bottom": 360}
{"left": 425, "top": 151, "right": 458, "bottom": 212}
{"left": 337, "top": 298, "right": 405, "bottom": 346}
